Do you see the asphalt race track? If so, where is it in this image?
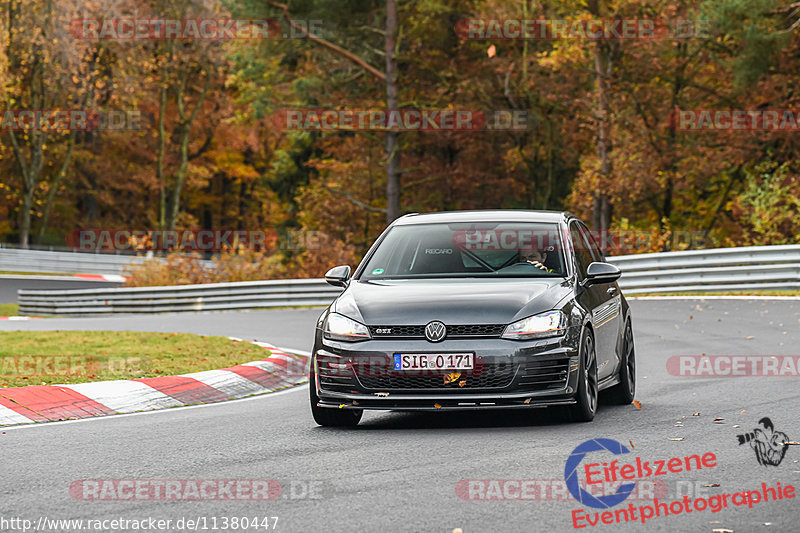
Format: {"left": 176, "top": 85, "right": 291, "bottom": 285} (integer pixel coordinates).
{"left": 1, "top": 299, "right": 799, "bottom": 532}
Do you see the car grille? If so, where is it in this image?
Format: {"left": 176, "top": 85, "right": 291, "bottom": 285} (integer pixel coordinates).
{"left": 518, "top": 358, "right": 570, "bottom": 391}
{"left": 368, "top": 324, "right": 505, "bottom": 339}
{"left": 356, "top": 363, "right": 516, "bottom": 391}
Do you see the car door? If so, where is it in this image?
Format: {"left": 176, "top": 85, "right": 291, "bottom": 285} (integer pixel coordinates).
{"left": 571, "top": 221, "right": 620, "bottom": 381}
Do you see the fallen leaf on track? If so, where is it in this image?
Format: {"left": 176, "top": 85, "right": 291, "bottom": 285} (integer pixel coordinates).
{"left": 629, "top": 440, "right": 635, "bottom": 449}
{"left": 633, "top": 400, "right": 642, "bottom": 409}
{"left": 714, "top": 417, "right": 725, "bottom": 422}
{"left": 704, "top": 483, "right": 721, "bottom": 487}
{"left": 443, "top": 372, "right": 461, "bottom": 385}
{"left": 669, "top": 437, "right": 685, "bottom": 441}
{"left": 692, "top": 412, "right": 701, "bottom": 416}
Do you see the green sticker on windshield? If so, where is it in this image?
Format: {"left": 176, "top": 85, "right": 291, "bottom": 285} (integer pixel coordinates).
{"left": 371, "top": 268, "right": 384, "bottom": 275}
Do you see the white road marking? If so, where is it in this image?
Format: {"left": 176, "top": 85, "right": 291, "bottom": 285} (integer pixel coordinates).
{"left": 180, "top": 369, "right": 266, "bottom": 399}
{"left": 62, "top": 381, "right": 184, "bottom": 413}
{"left": 0, "top": 384, "right": 307, "bottom": 432}
{"left": 0, "top": 403, "right": 34, "bottom": 425}
{"left": 0, "top": 383, "right": 307, "bottom": 431}
{"left": 241, "top": 360, "right": 283, "bottom": 373}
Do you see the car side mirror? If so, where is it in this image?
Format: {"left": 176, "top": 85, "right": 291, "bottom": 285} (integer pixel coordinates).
{"left": 582, "top": 262, "right": 621, "bottom": 286}
{"left": 325, "top": 265, "right": 351, "bottom": 288}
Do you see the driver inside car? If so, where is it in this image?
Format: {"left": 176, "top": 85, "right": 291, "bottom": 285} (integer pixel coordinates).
{"left": 519, "top": 250, "right": 553, "bottom": 272}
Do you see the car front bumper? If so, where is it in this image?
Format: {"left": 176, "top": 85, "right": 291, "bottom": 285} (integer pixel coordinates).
{"left": 312, "top": 330, "right": 582, "bottom": 411}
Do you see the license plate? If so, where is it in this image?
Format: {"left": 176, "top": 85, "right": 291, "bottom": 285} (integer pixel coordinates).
{"left": 393, "top": 353, "right": 474, "bottom": 371}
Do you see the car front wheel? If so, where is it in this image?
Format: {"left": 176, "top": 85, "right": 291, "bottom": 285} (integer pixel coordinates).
{"left": 605, "top": 319, "right": 636, "bottom": 405}
{"left": 566, "top": 329, "right": 598, "bottom": 422}
{"left": 309, "top": 370, "right": 363, "bottom": 427}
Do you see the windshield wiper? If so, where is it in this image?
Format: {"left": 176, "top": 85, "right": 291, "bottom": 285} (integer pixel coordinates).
{"left": 458, "top": 248, "right": 496, "bottom": 272}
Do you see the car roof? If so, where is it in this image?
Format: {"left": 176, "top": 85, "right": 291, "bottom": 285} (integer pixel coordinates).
{"left": 391, "top": 209, "right": 573, "bottom": 226}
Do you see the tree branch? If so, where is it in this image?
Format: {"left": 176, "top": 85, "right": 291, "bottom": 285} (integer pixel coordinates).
{"left": 267, "top": 1, "right": 386, "bottom": 81}
{"left": 321, "top": 184, "right": 387, "bottom": 213}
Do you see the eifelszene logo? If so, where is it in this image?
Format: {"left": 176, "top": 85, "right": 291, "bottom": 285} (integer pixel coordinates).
{"left": 565, "top": 438, "right": 636, "bottom": 508}
{"left": 737, "top": 417, "right": 794, "bottom": 466}
{"left": 564, "top": 438, "right": 718, "bottom": 509}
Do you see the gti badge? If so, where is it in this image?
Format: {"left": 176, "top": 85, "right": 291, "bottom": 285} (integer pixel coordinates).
{"left": 424, "top": 321, "right": 447, "bottom": 342}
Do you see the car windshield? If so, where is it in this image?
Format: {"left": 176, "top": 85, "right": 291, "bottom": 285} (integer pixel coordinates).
{"left": 359, "top": 222, "right": 567, "bottom": 280}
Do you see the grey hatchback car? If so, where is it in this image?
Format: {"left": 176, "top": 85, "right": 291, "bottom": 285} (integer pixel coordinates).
{"left": 310, "top": 210, "right": 636, "bottom": 426}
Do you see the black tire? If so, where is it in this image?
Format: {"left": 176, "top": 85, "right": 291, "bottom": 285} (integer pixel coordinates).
{"left": 309, "top": 370, "right": 363, "bottom": 427}
{"left": 566, "top": 329, "right": 598, "bottom": 422}
{"left": 605, "top": 319, "right": 636, "bottom": 405}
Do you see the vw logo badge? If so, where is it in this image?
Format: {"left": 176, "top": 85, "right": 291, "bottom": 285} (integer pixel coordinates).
{"left": 424, "top": 321, "right": 447, "bottom": 342}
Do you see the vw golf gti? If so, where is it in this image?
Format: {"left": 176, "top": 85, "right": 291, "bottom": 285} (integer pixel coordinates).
{"left": 309, "top": 210, "right": 636, "bottom": 426}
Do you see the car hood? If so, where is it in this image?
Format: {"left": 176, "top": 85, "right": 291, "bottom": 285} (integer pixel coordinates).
{"left": 331, "top": 278, "right": 573, "bottom": 325}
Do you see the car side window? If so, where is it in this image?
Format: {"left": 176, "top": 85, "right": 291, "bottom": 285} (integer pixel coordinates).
{"left": 569, "top": 223, "right": 593, "bottom": 279}
{"left": 577, "top": 222, "right": 605, "bottom": 263}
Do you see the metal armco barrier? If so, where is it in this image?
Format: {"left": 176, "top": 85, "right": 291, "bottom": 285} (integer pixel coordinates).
{"left": 607, "top": 244, "right": 800, "bottom": 294}
{"left": 18, "top": 279, "right": 342, "bottom": 315}
{"left": 0, "top": 246, "right": 153, "bottom": 275}
{"left": 16, "top": 245, "right": 800, "bottom": 315}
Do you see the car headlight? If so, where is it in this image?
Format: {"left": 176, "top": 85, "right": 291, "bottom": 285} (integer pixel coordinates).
{"left": 502, "top": 310, "right": 565, "bottom": 340}
{"left": 323, "top": 313, "right": 371, "bottom": 342}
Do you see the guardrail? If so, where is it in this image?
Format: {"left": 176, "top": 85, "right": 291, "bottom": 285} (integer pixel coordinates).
{"left": 607, "top": 244, "right": 800, "bottom": 294}
{"left": 18, "top": 279, "right": 342, "bottom": 315}
{"left": 16, "top": 245, "right": 800, "bottom": 315}
{"left": 0, "top": 246, "right": 153, "bottom": 275}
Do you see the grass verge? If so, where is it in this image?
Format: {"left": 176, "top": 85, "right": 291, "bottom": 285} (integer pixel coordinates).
{"left": 0, "top": 303, "right": 20, "bottom": 316}
{"left": 0, "top": 331, "right": 271, "bottom": 388}
{"left": 631, "top": 290, "right": 800, "bottom": 297}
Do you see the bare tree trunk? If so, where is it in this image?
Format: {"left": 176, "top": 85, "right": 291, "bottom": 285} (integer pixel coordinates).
{"left": 593, "top": 41, "right": 613, "bottom": 236}
{"left": 157, "top": 65, "right": 168, "bottom": 229}
{"left": 156, "top": 43, "right": 174, "bottom": 230}
{"left": 166, "top": 69, "right": 210, "bottom": 230}
{"left": 9, "top": 39, "right": 46, "bottom": 248}
{"left": 384, "top": 0, "right": 399, "bottom": 224}
{"left": 36, "top": 132, "right": 76, "bottom": 243}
